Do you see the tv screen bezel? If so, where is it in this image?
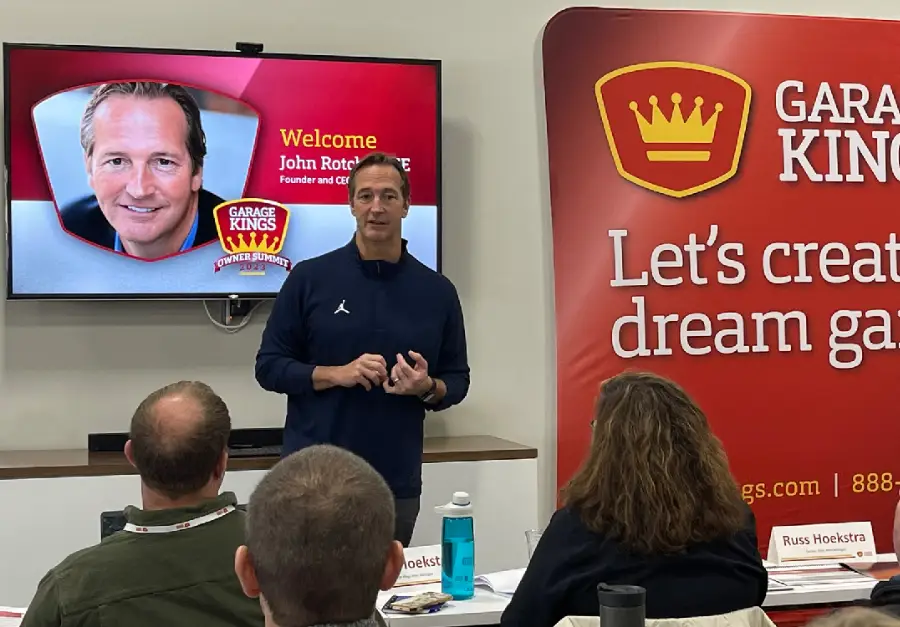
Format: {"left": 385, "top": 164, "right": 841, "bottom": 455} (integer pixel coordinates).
{"left": 3, "top": 42, "right": 443, "bottom": 302}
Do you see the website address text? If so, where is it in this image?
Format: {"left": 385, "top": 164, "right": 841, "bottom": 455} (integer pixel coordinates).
{"left": 742, "top": 479, "right": 821, "bottom": 505}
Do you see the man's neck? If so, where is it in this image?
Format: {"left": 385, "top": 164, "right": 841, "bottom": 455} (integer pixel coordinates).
{"left": 263, "top": 608, "right": 384, "bottom": 627}
{"left": 355, "top": 232, "right": 401, "bottom": 263}
{"left": 140, "top": 484, "right": 217, "bottom": 512}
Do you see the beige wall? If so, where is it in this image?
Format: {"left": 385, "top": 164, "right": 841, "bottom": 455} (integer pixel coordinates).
{"left": 1, "top": 0, "right": 897, "bottom": 521}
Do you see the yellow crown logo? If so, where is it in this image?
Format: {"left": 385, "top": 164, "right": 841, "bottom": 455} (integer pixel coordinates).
{"left": 225, "top": 232, "right": 282, "bottom": 254}
{"left": 629, "top": 93, "right": 723, "bottom": 162}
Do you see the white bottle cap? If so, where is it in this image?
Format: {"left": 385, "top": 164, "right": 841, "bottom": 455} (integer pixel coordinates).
{"left": 452, "top": 491, "right": 470, "bottom": 506}
{"left": 434, "top": 491, "right": 473, "bottom": 517}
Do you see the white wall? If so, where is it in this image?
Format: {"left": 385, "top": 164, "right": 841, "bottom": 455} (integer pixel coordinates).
{"left": 0, "top": 459, "right": 539, "bottom": 607}
{"left": 2, "top": 0, "right": 899, "bottom": 524}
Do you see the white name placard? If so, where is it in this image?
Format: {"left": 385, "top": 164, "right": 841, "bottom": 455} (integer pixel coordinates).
{"left": 766, "top": 522, "right": 876, "bottom": 565}
{"left": 394, "top": 544, "right": 442, "bottom": 587}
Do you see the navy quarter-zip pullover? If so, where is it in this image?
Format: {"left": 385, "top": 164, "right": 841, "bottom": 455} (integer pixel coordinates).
{"left": 255, "top": 238, "right": 470, "bottom": 498}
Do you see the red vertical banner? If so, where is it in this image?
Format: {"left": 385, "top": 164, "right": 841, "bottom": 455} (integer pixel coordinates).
{"left": 544, "top": 7, "right": 900, "bottom": 552}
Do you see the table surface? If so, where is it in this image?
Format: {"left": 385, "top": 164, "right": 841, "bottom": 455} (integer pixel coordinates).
{"left": 378, "top": 583, "right": 509, "bottom": 627}
{"left": 762, "top": 556, "right": 897, "bottom": 608}
{"left": 4, "top": 557, "right": 894, "bottom": 627}
{"left": 0, "top": 435, "right": 537, "bottom": 480}
{"left": 375, "top": 555, "right": 899, "bottom": 626}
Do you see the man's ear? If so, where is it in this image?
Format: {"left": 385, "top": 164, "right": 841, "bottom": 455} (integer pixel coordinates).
{"left": 235, "top": 546, "right": 260, "bottom": 599}
{"left": 85, "top": 153, "right": 97, "bottom": 190}
{"left": 380, "top": 540, "right": 405, "bottom": 591}
{"left": 213, "top": 449, "right": 228, "bottom": 481}
{"left": 124, "top": 440, "right": 136, "bottom": 468}
{"left": 191, "top": 166, "right": 203, "bottom": 193}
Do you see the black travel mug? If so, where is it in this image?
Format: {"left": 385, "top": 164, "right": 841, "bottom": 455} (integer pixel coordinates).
{"left": 597, "top": 583, "right": 646, "bottom": 627}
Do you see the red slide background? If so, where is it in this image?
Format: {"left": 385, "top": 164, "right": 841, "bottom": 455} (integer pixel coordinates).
{"left": 6, "top": 48, "right": 437, "bottom": 206}
{"left": 544, "top": 7, "right": 900, "bottom": 552}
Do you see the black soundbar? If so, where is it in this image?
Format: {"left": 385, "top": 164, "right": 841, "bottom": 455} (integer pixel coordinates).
{"left": 88, "top": 427, "right": 284, "bottom": 453}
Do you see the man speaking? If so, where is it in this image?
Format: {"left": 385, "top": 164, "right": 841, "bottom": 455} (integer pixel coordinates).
{"left": 255, "top": 152, "right": 470, "bottom": 546}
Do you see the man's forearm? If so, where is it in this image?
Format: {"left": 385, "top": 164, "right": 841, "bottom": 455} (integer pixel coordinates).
{"left": 422, "top": 377, "right": 447, "bottom": 404}
{"left": 425, "top": 372, "right": 469, "bottom": 410}
{"left": 255, "top": 353, "right": 317, "bottom": 397}
{"left": 312, "top": 366, "right": 340, "bottom": 391}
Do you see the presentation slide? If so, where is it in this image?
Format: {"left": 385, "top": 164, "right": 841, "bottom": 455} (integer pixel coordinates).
{"left": 4, "top": 45, "right": 440, "bottom": 298}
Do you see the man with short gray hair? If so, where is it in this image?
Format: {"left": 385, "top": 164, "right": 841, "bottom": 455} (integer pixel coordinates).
{"left": 235, "top": 445, "right": 404, "bottom": 627}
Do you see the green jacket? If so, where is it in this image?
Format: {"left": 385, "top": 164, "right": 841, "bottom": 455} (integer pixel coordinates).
{"left": 21, "top": 492, "right": 263, "bottom": 627}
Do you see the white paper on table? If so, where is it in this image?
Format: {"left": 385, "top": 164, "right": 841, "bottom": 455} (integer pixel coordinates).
{"left": 474, "top": 568, "right": 525, "bottom": 596}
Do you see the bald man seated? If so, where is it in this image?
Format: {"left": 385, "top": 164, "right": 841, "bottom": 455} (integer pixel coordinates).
{"left": 22, "top": 381, "right": 264, "bottom": 627}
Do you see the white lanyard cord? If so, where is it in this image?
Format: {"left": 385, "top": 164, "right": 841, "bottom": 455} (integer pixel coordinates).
{"left": 123, "top": 505, "right": 236, "bottom": 534}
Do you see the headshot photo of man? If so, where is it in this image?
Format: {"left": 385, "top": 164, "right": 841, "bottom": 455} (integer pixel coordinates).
{"left": 58, "top": 81, "right": 226, "bottom": 260}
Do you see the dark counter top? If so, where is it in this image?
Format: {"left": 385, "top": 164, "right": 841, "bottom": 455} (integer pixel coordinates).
{"left": 0, "top": 435, "right": 537, "bottom": 480}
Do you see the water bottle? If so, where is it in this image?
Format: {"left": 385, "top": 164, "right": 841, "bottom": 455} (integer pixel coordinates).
{"left": 435, "top": 491, "right": 475, "bottom": 600}
{"left": 597, "top": 583, "right": 646, "bottom": 627}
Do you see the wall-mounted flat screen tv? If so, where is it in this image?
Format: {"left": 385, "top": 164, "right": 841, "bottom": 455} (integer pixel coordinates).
{"left": 4, "top": 43, "right": 441, "bottom": 300}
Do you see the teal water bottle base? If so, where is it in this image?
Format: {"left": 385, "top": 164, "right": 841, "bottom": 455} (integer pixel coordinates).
{"left": 441, "top": 530, "right": 475, "bottom": 599}
{"left": 437, "top": 492, "right": 475, "bottom": 601}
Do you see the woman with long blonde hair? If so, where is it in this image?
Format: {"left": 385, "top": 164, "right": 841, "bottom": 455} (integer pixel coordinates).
{"left": 500, "top": 371, "right": 768, "bottom": 627}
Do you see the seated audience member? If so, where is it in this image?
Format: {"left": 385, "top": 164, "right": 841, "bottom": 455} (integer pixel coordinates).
{"left": 234, "top": 444, "right": 404, "bottom": 627}
{"left": 501, "top": 371, "right": 768, "bottom": 627}
{"left": 809, "top": 607, "right": 900, "bottom": 626}
{"left": 22, "top": 381, "right": 263, "bottom": 627}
